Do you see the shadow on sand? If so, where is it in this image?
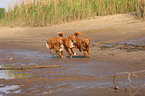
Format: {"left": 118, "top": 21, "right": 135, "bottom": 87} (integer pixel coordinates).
{"left": 45, "top": 55, "right": 87, "bottom": 59}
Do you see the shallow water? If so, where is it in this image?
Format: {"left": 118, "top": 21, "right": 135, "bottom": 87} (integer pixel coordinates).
{"left": 0, "top": 85, "right": 21, "bottom": 95}
{"left": 0, "top": 65, "right": 33, "bottom": 80}
{"left": 119, "top": 36, "right": 145, "bottom": 45}
{"left": 0, "top": 49, "right": 113, "bottom": 95}
{"left": 0, "top": 48, "right": 144, "bottom": 95}
{"left": 101, "top": 36, "right": 145, "bottom": 50}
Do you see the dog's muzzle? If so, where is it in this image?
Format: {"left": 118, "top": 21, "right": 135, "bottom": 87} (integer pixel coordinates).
{"left": 85, "top": 43, "right": 90, "bottom": 46}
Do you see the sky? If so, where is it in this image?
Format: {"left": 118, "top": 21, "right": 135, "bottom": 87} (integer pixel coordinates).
{"left": 0, "top": 0, "right": 18, "bottom": 10}
{"left": 0, "top": 0, "right": 6, "bottom": 8}
{"left": 0, "top": 0, "right": 11, "bottom": 8}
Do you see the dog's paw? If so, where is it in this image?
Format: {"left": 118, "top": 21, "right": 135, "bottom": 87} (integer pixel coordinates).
{"left": 87, "top": 55, "right": 90, "bottom": 58}
{"left": 74, "top": 53, "right": 76, "bottom": 56}
{"left": 62, "top": 57, "right": 66, "bottom": 58}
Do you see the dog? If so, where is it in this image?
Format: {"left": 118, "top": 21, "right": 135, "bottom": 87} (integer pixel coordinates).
{"left": 57, "top": 32, "right": 64, "bottom": 55}
{"left": 74, "top": 32, "right": 90, "bottom": 57}
{"left": 73, "top": 32, "right": 82, "bottom": 55}
{"left": 81, "top": 38, "right": 90, "bottom": 57}
{"left": 46, "top": 32, "right": 64, "bottom": 58}
{"left": 62, "top": 35, "right": 77, "bottom": 58}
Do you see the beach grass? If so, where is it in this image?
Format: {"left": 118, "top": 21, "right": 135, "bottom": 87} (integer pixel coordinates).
{"left": 0, "top": 0, "right": 145, "bottom": 27}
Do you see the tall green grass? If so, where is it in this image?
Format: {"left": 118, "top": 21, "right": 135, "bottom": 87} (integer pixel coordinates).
{"left": 0, "top": 0, "right": 145, "bottom": 27}
{"left": 0, "top": 8, "right": 5, "bottom": 18}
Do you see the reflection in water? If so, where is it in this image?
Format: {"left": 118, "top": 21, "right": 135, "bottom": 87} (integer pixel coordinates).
{"left": 0, "top": 65, "right": 24, "bottom": 80}
{"left": 102, "top": 36, "right": 145, "bottom": 47}
{"left": 119, "top": 36, "right": 145, "bottom": 45}
{"left": 0, "top": 85, "right": 21, "bottom": 94}
{"left": 0, "top": 70, "right": 24, "bottom": 80}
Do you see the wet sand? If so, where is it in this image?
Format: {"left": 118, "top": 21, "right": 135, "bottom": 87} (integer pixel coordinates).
{"left": 0, "top": 13, "right": 145, "bottom": 96}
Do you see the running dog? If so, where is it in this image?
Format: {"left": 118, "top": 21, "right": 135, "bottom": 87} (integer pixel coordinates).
{"left": 73, "top": 31, "right": 82, "bottom": 55}
{"left": 62, "top": 32, "right": 83, "bottom": 58}
{"left": 81, "top": 38, "right": 90, "bottom": 57}
{"left": 46, "top": 32, "right": 64, "bottom": 58}
{"left": 62, "top": 35, "right": 76, "bottom": 58}
{"left": 74, "top": 32, "right": 90, "bottom": 58}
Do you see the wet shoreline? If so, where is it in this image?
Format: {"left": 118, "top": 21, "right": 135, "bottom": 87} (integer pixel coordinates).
{"left": 0, "top": 36, "right": 145, "bottom": 95}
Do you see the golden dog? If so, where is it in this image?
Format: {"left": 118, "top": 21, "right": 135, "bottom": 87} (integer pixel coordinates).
{"left": 62, "top": 35, "right": 77, "bottom": 58}
{"left": 73, "top": 32, "right": 82, "bottom": 55}
{"left": 81, "top": 38, "right": 90, "bottom": 57}
{"left": 74, "top": 32, "right": 90, "bottom": 57}
{"left": 46, "top": 32, "right": 64, "bottom": 58}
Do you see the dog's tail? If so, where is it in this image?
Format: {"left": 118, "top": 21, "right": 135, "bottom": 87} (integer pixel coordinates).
{"left": 58, "top": 32, "right": 63, "bottom": 37}
{"left": 74, "top": 32, "right": 82, "bottom": 37}
{"left": 46, "top": 42, "right": 49, "bottom": 49}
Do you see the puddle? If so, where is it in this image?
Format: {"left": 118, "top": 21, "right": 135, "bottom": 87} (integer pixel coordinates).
{"left": 0, "top": 70, "right": 23, "bottom": 80}
{"left": 0, "top": 65, "right": 32, "bottom": 80}
{"left": 43, "top": 77, "right": 145, "bottom": 93}
{"left": 119, "top": 36, "right": 145, "bottom": 45}
{"left": 70, "top": 81, "right": 113, "bottom": 89}
{"left": 101, "top": 36, "right": 145, "bottom": 51}
{"left": 0, "top": 49, "right": 53, "bottom": 60}
{"left": 11, "top": 49, "right": 52, "bottom": 59}
{"left": 30, "top": 81, "right": 114, "bottom": 95}
{"left": 0, "top": 49, "right": 89, "bottom": 59}
{"left": 0, "top": 85, "right": 21, "bottom": 95}
{"left": 44, "top": 54, "right": 82, "bottom": 59}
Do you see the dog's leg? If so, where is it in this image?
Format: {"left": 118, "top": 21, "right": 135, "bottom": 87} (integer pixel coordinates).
{"left": 68, "top": 48, "right": 72, "bottom": 58}
{"left": 64, "top": 46, "right": 72, "bottom": 58}
{"left": 46, "top": 42, "right": 54, "bottom": 54}
{"left": 87, "top": 50, "right": 89, "bottom": 55}
{"left": 61, "top": 51, "right": 63, "bottom": 55}
{"left": 73, "top": 47, "right": 77, "bottom": 55}
{"left": 50, "top": 49, "right": 54, "bottom": 54}
{"left": 56, "top": 51, "right": 64, "bottom": 58}
{"left": 84, "top": 51, "right": 90, "bottom": 58}
{"left": 70, "top": 48, "right": 74, "bottom": 55}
